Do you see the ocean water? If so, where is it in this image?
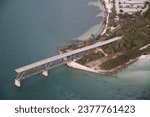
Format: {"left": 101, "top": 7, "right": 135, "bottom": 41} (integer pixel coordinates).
{"left": 0, "top": 0, "right": 150, "bottom": 100}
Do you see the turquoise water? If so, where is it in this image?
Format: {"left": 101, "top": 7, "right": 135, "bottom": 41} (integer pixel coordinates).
{"left": 0, "top": 0, "right": 150, "bottom": 100}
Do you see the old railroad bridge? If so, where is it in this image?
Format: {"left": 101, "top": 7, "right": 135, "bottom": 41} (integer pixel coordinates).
{"left": 15, "top": 37, "right": 121, "bottom": 87}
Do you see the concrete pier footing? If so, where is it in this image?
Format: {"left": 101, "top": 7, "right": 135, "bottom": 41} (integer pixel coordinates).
{"left": 15, "top": 79, "right": 21, "bottom": 87}
{"left": 42, "top": 70, "right": 48, "bottom": 77}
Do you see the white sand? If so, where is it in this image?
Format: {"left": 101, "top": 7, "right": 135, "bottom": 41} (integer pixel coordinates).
{"left": 67, "top": 61, "right": 98, "bottom": 73}
{"left": 103, "top": 0, "right": 113, "bottom": 13}
{"left": 67, "top": 0, "right": 114, "bottom": 73}
{"left": 75, "top": 0, "right": 114, "bottom": 40}
{"left": 139, "top": 55, "right": 150, "bottom": 59}
{"left": 68, "top": 0, "right": 150, "bottom": 74}
{"left": 139, "top": 44, "right": 150, "bottom": 50}
{"left": 100, "top": 0, "right": 113, "bottom": 35}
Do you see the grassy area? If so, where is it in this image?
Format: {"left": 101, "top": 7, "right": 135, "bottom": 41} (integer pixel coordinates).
{"left": 62, "top": 3, "right": 150, "bottom": 71}
{"left": 100, "top": 5, "right": 150, "bottom": 70}
{"left": 77, "top": 52, "right": 104, "bottom": 65}
{"left": 100, "top": 46, "right": 150, "bottom": 70}
{"left": 102, "top": 4, "right": 150, "bottom": 51}
{"left": 100, "top": 49, "right": 142, "bottom": 70}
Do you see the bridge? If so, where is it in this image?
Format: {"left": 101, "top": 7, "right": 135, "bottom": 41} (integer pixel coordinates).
{"left": 15, "top": 37, "right": 121, "bottom": 87}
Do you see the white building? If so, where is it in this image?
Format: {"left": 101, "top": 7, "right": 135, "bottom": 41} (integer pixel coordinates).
{"left": 115, "top": 0, "right": 150, "bottom": 14}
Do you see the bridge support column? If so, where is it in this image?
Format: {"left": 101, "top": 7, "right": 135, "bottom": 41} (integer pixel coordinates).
{"left": 15, "top": 79, "right": 21, "bottom": 87}
{"left": 42, "top": 70, "right": 48, "bottom": 77}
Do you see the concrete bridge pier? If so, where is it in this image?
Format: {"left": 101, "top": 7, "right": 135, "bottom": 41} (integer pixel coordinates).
{"left": 15, "top": 79, "right": 21, "bottom": 87}
{"left": 14, "top": 37, "right": 121, "bottom": 86}
{"left": 42, "top": 70, "right": 48, "bottom": 77}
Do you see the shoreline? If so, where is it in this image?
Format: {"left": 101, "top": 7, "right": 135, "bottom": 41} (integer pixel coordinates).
{"left": 66, "top": 0, "right": 150, "bottom": 75}
{"left": 66, "top": 0, "right": 113, "bottom": 74}
{"left": 74, "top": 0, "right": 107, "bottom": 41}
{"left": 94, "top": 0, "right": 111, "bottom": 37}
{"left": 92, "top": 0, "right": 109, "bottom": 37}
{"left": 67, "top": 54, "right": 150, "bottom": 76}
{"left": 99, "top": 0, "right": 110, "bottom": 35}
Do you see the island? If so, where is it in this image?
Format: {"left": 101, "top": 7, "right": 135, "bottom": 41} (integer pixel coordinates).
{"left": 59, "top": 0, "right": 150, "bottom": 75}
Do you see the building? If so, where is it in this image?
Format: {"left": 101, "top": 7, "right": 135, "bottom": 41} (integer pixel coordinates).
{"left": 115, "top": 0, "right": 150, "bottom": 14}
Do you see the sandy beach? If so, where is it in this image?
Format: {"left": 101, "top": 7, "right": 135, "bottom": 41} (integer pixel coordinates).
{"left": 66, "top": 0, "right": 112, "bottom": 73}
{"left": 74, "top": 0, "right": 112, "bottom": 40}
{"left": 66, "top": 0, "right": 150, "bottom": 75}
{"left": 139, "top": 55, "right": 150, "bottom": 59}
{"left": 100, "top": 0, "right": 113, "bottom": 35}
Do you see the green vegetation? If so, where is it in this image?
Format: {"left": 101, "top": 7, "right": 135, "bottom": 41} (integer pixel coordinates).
{"left": 100, "top": 49, "right": 142, "bottom": 70}
{"left": 102, "top": 4, "right": 150, "bottom": 54}
{"left": 60, "top": 0, "right": 118, "bottom": 52}
{"left": 100, "top": 5, "right": 150, "bottom": 70}
{"left": 60, "top": 33, "right": 98, "bottom": 53}
{"left": 60, "top": 43, "right": 79, "bottom": 52}
{"left": 77, "top": 52, "right": 104, "bottom": 65}
{"left": 100, "top": 46, "right": 150, "bottom": 70}
{"left": 62, "top": 2, "right": 150, "bottom": 71}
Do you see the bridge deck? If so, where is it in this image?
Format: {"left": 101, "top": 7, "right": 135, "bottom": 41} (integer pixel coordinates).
{"left": 15, "top": 37, "right": 121, "bottom": 73}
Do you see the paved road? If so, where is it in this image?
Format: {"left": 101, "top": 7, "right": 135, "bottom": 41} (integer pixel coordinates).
{"left": 15, "top": 37, "right": 121, "bottom": 73}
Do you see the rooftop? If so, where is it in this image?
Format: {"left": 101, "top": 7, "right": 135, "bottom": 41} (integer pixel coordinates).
{"left": 115, "top": 0, "right": 150, "bottom": 14}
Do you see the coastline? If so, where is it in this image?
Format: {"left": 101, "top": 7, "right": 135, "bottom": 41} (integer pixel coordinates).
{"left": 74, "top": 0, "right": 106, "bottom": 41}
{"left": 66, "top": 0, "right": 150, "bottom": 75}
{"left": 66, "top": 0, "right": 111, "bottom": 74}
{"left": 99, "top": 0, "right": 112, "bottom": 35}
{"left": 90, "top": 0, "right": 112, "bottom": 37}
{"left": 87, "top": 0, "right": 109, "bottom": 37}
